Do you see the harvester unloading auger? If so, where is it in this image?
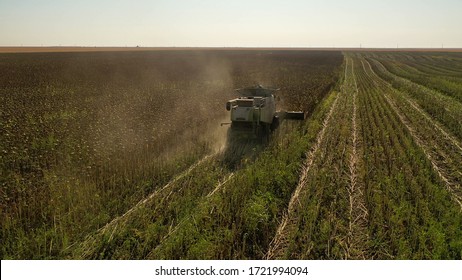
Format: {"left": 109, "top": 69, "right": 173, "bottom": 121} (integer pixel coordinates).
{"left": 222, "top": 85, "right": 305, "bottom": 142}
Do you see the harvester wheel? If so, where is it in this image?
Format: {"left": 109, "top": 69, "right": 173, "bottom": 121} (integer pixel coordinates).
{"left": 257, "top": 124, "right": 270, "bottom": 144}
{"left": 226, "top": 127, "right": 237, "bottom": 145}
{"left": 271, "top": 115, "right": 280, "bottom": 131}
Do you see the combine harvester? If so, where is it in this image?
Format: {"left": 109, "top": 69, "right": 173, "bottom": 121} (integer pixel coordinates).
{"left": 223, "top": 85, "right": 305, "bottom": 142}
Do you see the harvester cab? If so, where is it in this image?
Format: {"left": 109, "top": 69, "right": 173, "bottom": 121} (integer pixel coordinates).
{"left": 224, "top": 85, "right": 305, "bottom": 141}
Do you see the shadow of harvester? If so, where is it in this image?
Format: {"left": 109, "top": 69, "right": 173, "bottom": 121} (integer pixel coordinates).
{"left": 219, "top": 126, "right": 269, "bottom": 170}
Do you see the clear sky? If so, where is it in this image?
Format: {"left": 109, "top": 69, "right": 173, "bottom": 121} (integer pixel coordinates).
{"left": 1, "top": 0, "right": 461, "bottom": 48}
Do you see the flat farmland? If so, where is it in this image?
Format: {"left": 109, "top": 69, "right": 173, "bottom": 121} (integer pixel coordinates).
{"left": 1, "top": 49, "right": 461, "bottom": 259}
{"left": 0, "top": 50, "right": 342, "bottom": 259}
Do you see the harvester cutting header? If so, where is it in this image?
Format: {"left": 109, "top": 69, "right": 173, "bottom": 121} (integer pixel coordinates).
{"left": 223, "top": 85, "right": 305, "bottom": 141}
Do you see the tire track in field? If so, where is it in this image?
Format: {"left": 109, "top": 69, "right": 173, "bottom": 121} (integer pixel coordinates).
{"left": 150, "top": 122, "right": 306, "bottom": 258}
{"left": 361, "top": 58, "right": 462, "bottom": 209}
{"left": 344, "top": 57, "right": 369, "bottom": 259}
{"left": 207, "top": 172, "right": 235, "bottom": 197}
{"left": 77, "top": 153, "right": 216, "bottom": 256}
{"left": 149, "top": 170, "right": 235, "bottom": 257}
{"left": 103, "top": 154, "right": 214, "bottom": 232}
{"left": 265, "top": 87, "right": 341, "bottom": 260}
{"left": 382, "top": 87, "right": 462, "bottom": 209}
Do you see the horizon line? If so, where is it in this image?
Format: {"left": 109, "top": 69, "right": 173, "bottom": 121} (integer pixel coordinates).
{"left": 1, "top": 46, "right": 462, "bottom": 54}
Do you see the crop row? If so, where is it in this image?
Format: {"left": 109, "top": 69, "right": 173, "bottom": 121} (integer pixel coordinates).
{"left": 371, "top": 58, "right": 462, "bottom": 103}
{"left": 360, "top": 57, "right": 462, "bottom": 205}
{"left": 363, "top": 56, "right": 462, "bottom": 141}
{"left": 277, "top": 56, "right": 372, "bottom": 259}
{"left": 352, "top": 54, "right": 462, "bottom": 259}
